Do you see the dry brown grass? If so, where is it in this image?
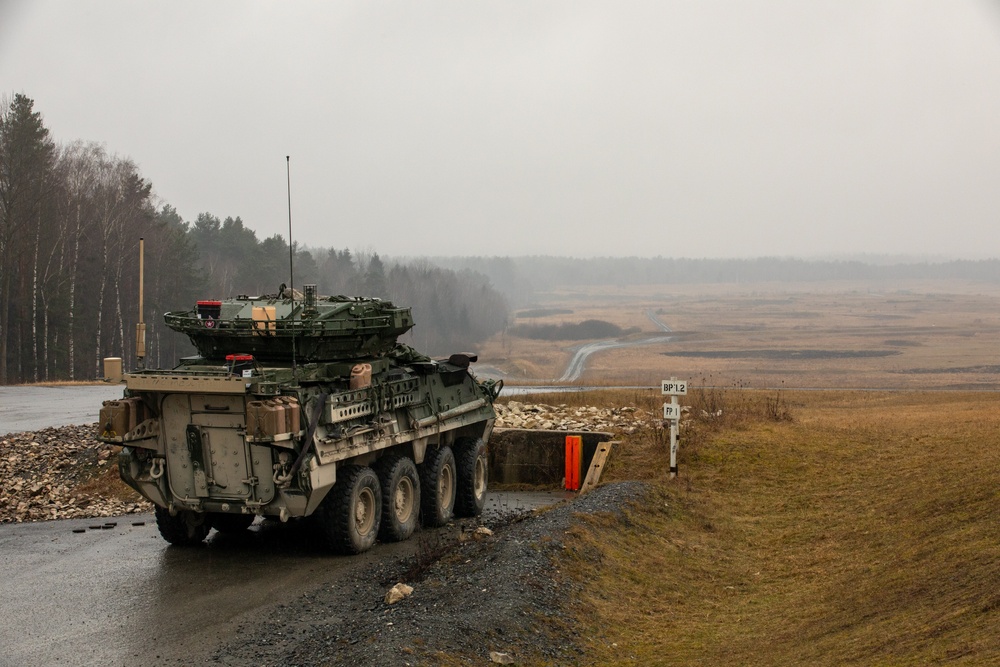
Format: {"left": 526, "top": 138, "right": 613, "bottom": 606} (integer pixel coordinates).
{"left": 555, "top": 389, "right": 1000, "bottom": 666}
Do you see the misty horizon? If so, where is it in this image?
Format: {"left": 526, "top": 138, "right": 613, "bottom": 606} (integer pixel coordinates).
{"left": 4, "top": 1, "right": 1000, "bottom": 260}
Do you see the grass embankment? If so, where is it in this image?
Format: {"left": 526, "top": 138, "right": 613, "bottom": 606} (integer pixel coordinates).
{"left": 554, "top": 389, "right": 1000, "bottom": 666}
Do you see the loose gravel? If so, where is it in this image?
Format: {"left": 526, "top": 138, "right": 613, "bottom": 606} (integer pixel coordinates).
{"left": 212, "top": 481, "right": 648, "bottom": 666}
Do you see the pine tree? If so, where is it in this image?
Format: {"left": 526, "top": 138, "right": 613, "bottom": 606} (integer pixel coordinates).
{"left": 0, "top": 94, "right": 56, "bottom": 383}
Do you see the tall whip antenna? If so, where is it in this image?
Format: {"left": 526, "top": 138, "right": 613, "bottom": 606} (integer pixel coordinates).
{"left": 286, "top": 155, "right": 297, "bottom": 380}
{"left": 136, "top": 237, "right": 146, "bottom": 370}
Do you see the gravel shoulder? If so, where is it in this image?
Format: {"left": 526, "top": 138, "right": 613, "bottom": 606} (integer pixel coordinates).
{"left": 212, "top": 481, "right": 647, "bottom": 666}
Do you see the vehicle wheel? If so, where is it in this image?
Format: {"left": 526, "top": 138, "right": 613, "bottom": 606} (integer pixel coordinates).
{"left": 377, "top": 455, "right": 420, "bottom": 542}
{"left": 209, "top": 512, "right": 255, "bottom": 534}
{"left": 420, "top": 445, "right": 456, "bottom": 528}
{"left": 455, "top": 437, "right": 488, "bottom": 518}
{"left": 155, "top": 506, "right": 210, "bottom": 546}
{"left": 318, "top": 465, "right": 382, "bottom": 554}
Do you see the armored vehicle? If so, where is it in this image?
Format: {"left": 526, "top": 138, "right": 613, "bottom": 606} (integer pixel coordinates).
{"left": 97, "top": 285, "right": 501, "bottom": 553}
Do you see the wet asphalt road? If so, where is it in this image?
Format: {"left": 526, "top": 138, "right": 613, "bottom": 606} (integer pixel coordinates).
{"left": 0, "top": 515, "right": 355, "bottom": 667}
{"left": 0, "top": 491, "right": 570, "bottom": 667}
{"left": 0, "top": 384, "right": 124, "bottom": 434}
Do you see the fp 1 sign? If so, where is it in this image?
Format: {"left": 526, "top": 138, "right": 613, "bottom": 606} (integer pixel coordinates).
{"left": 663, "top": 403, "right": 682, "bottom": 420}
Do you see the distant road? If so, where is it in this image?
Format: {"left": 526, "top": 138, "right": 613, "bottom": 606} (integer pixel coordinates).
{"left": 557, "top": 311, "right": 676, "bottom": 383}
{"left": 0, "top": 384, "right": 123, "bottom": 434}
{"left": 646, "top": 309, "right": 673, "bottom": 332}
{"left": 558, "top": 340, "right": 636, "bottom": 382}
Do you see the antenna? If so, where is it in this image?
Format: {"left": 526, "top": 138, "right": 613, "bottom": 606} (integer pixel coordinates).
{"left": 286, "top": 156, "right": 297, "bottom": 379}
{"left": 136, "top": 237, "right": 146, "bottom": 370}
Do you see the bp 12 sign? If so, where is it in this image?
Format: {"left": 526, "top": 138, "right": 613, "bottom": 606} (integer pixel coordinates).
{"left": 661, "top": 379, "right": 687, "bottom": 395}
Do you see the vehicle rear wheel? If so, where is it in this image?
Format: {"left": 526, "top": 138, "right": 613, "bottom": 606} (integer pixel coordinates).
{"left": 155, "top": 506, "right": 211, "bottom": 546}
{"left": 420, "top": 445, "right": 456, "bottom": 527}
{"left": 209, "top": 512, "right": 255, "bottom": 534}
{"left": 455, "top": 437, "right": 488, "bottom": 518}
{"left": 377, "top": 455, "right": 420, "bottom": 542}
{"left": 318, "top": 465, "right": 382, "bottom": 554}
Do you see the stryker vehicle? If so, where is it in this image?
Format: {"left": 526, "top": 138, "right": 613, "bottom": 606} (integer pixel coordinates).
{"left": 97, "top": 285, "right": 501, "bottom": 553}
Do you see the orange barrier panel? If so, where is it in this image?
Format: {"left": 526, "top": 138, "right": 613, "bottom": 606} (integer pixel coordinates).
{"left": 565, "top": 435, "right": 582, "bottom": 491}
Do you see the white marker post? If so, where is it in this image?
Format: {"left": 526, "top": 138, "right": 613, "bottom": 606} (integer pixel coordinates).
{"left": 662, "top": 377, "right": 687, "bottom": 479}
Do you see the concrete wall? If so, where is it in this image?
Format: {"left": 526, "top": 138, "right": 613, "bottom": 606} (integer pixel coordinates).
{"left": 488, "top": 428, "right": 613, "bottom": 487}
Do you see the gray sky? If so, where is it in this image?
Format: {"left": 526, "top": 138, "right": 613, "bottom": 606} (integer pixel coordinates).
{"left": 2, "top": 0, "right": 1000, "bottom": 259}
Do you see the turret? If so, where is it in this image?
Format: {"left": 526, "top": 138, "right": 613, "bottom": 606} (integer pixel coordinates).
{"left": 163, "top": 285, "right": 414, "bottom": 362}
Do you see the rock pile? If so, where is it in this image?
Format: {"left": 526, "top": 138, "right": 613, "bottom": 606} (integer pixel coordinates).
{"left": 0, "top": 424, "right": 150, "bottom": 523}
{"left": 494, "top": 400, "right": 658, "bottom": 434}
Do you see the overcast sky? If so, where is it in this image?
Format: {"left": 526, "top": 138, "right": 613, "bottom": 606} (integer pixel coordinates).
{"left": 2, "top": 1, "right": 999, "bottom": 259}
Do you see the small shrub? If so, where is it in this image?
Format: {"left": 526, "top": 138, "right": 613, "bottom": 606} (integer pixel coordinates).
{"left": 764, "top": 390, "right": 793, "bottom": 422}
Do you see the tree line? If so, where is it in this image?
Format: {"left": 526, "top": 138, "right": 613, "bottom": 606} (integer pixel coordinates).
{"left": 0, "top": 94, "right": 509, "bottom": 384}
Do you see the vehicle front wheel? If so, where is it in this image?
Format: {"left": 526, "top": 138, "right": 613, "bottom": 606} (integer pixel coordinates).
{"left": 318, "top": 465, "right": 382, "bottom": 554}
{"left": 155, "top": 506, "right": 211, "bottom": 546}
{"left": 420, "top": 446, "right": 456, "bottom": 528}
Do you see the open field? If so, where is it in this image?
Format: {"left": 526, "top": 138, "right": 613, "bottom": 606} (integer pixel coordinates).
{"left": 8, "top": 278, "right": 999, "bottom": 663}
{"left": 480, "top": 279, "right": 1000, "bottom": 390}
{"left": 520, "top": 388, "right": 1000, "bottom": 666}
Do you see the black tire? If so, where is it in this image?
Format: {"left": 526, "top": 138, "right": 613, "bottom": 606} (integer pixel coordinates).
{"left": 376, "top": 455, "right": 421, "bottom": 542}
{"left": 420, "top": 445, "right": 456, "bottom": 528}
{"left": 155, "top": 506, "right": 210, "bottom": 546}
{"left": 455, "top": 437, "right": 488, "bottom": 518}
{"left": 209, "top": 512, "right": 255, "bottom": 535}
{"left": 318, "top": 465, "right": 382, "bottom": 554}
